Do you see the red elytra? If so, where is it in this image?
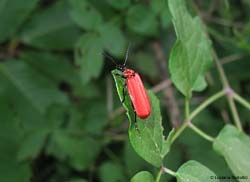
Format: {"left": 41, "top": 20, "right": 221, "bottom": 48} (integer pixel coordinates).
{"left": 123, "top": 68, "right": 151, "bottom": 119}
{"left": 103, "top": 44, "right": 151, "bottom": 119}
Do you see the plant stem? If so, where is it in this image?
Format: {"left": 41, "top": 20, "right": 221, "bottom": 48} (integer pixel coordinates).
{"left": 188, "top": 123, "right": 215, "bottom": 142}
{"left": 185, "top": 97, "right": 190, "bottom": 119}
{"left": 233, "top": 92, "right": 250, "bottom": 111}
{"left": 156, "top": 166, "right": 177, "bottom": 182}
{"left": 171, "top": 121, "right": 188, "bottom": 143}
{"left": 171, "top": 98, "right": 190, "bottom": 143}
{"left": 156, "top": 167, "right": 163, "bottom": 182}
{"left": 228, "top": 97, "right": 243, "bottom": 131}
{"left": 213, "top": 51, "right": 242, "bottom": 131}
{"left": 212, "top": 50, "right": 230, "bottom": 87}
{"left": 171, "top": 91, "right": 225, "bottom": 143}
{"left": 162, "top": 167, "right": 177, "bottom": 177}
{"left": 189, "top": 90, "right": 226, "bottom": 120}
{"left": 194, "top": 2, "right": 243, "bottom": 132}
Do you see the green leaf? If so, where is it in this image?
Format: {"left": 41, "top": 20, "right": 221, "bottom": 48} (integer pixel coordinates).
{"left": 179, "top": 110, "right": 233, "bottom": 177}
{"left": 176, "top": 160, "right": 218, "bottom": 182}
{"left": 0, "top": 0, "right": 39, "bottom": 43}
{"left": 150, "top": 0, "right": 171, "bottom": 28}
{"left": 132, "top": 52, "right": 158, "bottom": 78}
{"left": 0, "top": 99, "right": 31, "bottom": 182}
{"left": 168, "top": 0, "right": 212, "bottom": 98}
{"left": 150, "top": 0, "right": 166, "bottom": 14}
{"left": 126, "top": 5, "right": 158, "bottom": 36}
{"left": 131, "top": 171, "right": 154, "bottom": 182}
{"left": 69, "top": 0, "right": 102, "bottom": 31}
{"left": 20, "top": 1, "right": 81, "bottom": 50}
{"left": 0, "top": 61, "right": 68, "bottom": 116}
{"left": 160, "top": 6, "right": 171, "bottom": 28}
{"left": 75, "top": 33, "right": 103, "bottom": 85}
{"left": 69, "top": 178, "right": 88, "bottom": 182}
{"left": 17, "top": 128, "right": 49, "bottom": 161}
{"left": 16, "top": 104, "right": 67, "bottom": 161}
{"left": 124, "top": 140, "right": 152, "bottom": 176}
{"left": 20, "top": 51, "right": 80, "bottom": 86}
{"left": 99, "top": 23, "right": 126, "bottom": 57}
{"left": 47, "top": 130, "right": 101, "bottom": 171}
{"left": 107, "top": 0, "right": 130, "bottom": 10}
{"left": 112, "top": 70, "right": 171, "bottom": 167}
{"left": 213, "top": 125, "right": 250, "bottom": 180}
{"left": 81, "top": 99, "right": 108, "bottom": 134}
{"left": 20, "top": 51, "right": 100, "bottom": 98}
{"left": 161, "top": 128, "right": 175, "bottom": 157}
{"left": 66, "top": 99, "right": 108, "bottom": 135}
{"left": 98, "top": 162, "right": 126, "bottom": 182}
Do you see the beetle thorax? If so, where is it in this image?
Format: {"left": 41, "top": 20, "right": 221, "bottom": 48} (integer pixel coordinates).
{"left": 123, "top": 69, "right": 135, "bottom": 78}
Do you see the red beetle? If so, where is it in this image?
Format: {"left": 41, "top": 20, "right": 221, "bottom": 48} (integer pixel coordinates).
{"left": 116, "top": 66, "right": 151, "bottom": 120}
{"left": 114, "top": 46, "right": 151, "bottom": 121}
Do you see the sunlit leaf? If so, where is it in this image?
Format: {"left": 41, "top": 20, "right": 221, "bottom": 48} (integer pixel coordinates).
{"left": 213, "top": 125, "right": 250, "bottom": 180}
{"left": 131, "top": 171, "right": 154, "bottom": 182}
{"left": 176, "top": 160, "right": 218, "bottom": 182}
{"left": 112, "top": 70, "right": 171, "bottom": 167}
{"left": 168, "top": 0, "right": 213, "bottom": 98}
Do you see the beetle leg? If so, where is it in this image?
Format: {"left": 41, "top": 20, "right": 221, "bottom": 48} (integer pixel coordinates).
{"left": 114, "top": 73, "right": 126, "bottom": 79}
{"left": 121, "top": 82, "right": 127, "bottom": 103}
{"left": 131, "top": 101, "right": 140, "bottom": 133}
{"left": 134, "top": 111, "right": 140, "bottom": 133}
{"left": 134, "top": 111, "right": 137, "bottom": 126}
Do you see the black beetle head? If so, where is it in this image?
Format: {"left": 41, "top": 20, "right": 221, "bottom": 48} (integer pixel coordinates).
{"left": 116, "top": 64, "right": 126, "bottom": 72}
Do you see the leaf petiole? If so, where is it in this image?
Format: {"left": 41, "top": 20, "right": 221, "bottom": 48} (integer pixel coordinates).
{"left": 233, "top": 92, "right": 250, "bottom": 111}
{"left": 188, "top": 123, "right": 215, "bottom": 142}
{"left": 171, "top": 90, "right": 226, "bottom": 143}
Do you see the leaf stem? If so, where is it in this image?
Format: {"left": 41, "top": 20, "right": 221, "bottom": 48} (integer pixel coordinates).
{"left": 213, "top": 48, "right": 242, "bottom": 131}
{"left": 171, "top": 90, "right": 225, "bottom": 143}
{"left": 193, "top": 2, "right": 243, "bottom": 132}
{"left": 227, "top": 96, "right": 243, "bottom": 131}
{"left": 213, "top": 49, "right": 242, "bottom": 131}
{"left": 188, "top": 123, "right": 215, "bottom": 142}
{"left": 156, "top": 166, "right": 177, "bottom": 182}
{"left": 171, "top": 98, "right": 190, "bottom": 143}
{"left": 162, "top": 166, "right": 177, "bottom": 177}
{"left": 213, "top": 51, "right": 242, "bottom": 131}
{"left": 212, "top": 50, "right": 230, "bottom": 87}
{"left": 185, "top": 97, "right": 190, "bottom": 119}
{"left": 233, "top": 92, "right": 250, "bottom": 111}
{"left": 156, "top": 167, "right": 163, "bottom": 182}
{"left": 189, "top": 90, "right": 226, "bottom": 120}
{"left": 171, "top": 120, "right": 188, "bottom": 143}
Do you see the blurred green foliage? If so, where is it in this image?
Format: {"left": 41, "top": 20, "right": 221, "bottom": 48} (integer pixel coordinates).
{"left": 0, "top": 0, "right": 250, "bottom": 181}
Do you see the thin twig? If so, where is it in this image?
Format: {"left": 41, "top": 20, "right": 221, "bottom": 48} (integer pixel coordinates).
{"left": 151, "top": 79, "right": 172, "bottom": 93}
{"left": 220, "top": 54, "right": 244, "bottom": 65}
{"left": 201, "top": 12, "right": 245, "bottom": 29}
{"left": 207, "top": 0, "right": 218, "bottom": 15}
